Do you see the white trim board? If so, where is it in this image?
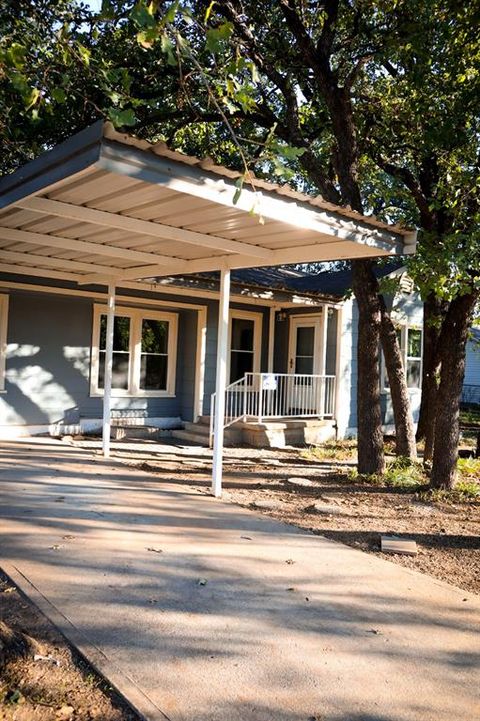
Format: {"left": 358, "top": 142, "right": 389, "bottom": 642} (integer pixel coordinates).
{"left": 0, "top": 276, "right": 325, "bottom": 308}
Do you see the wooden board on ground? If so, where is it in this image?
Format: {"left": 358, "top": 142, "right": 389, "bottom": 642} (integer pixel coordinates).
{"left": 381, "top": 536, "right": 418, "bottom": 556}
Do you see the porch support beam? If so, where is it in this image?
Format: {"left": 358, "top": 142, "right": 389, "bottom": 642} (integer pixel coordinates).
{"left": 0, "top": 226, "right": 178, "bottom": 266}
{"left": 78, "top": 240, "right": 392, "bottom": 287}
{"left": 211, "top": 268, "right": 230, "bottom": 498}
{"left": 102, "top": 281, "right": 116, "bottom": 458}
{"left": 16, "top": 197, "right": 273, "bottom": 259}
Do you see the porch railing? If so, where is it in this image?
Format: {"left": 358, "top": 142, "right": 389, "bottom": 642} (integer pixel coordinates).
{"left": 209, "top": 372, "right": 336, "bottom": 445}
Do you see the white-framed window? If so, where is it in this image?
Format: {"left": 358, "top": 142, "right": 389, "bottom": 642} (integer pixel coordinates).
{"left": 0, "top": 294, "right": 9, "bottom": 392}
{"left": 383, "top": 325, "right": 422, "bottom": 391}
{"left": 90, "top": 304, "right": 178, "bottom": 397}
{"left": 228, "top": 310, "right": 262, "bottom": 383}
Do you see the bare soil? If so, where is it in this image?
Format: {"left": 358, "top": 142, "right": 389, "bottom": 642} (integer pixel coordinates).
{"left": 112, "top": 442, "right": 480, "bottom": 595}
{"left": 0, "top": 571, "right": 139, "bottom": 721}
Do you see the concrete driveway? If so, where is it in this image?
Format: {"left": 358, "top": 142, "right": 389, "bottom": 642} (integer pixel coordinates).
{"left": 0, "top": 438, "right": 479, "bottom": 721}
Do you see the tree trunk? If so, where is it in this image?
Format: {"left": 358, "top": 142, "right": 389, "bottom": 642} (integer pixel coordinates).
{"left": 423, "top": 378, "right": 439, "bottom": 464}
{"left": 379, "top": 299, "right": 417, "bottom": 458}
{"left": 430, "top": 291, "right": 478, "bottom": 489}
{"left": 352, "top": 259, "right": 385, "bottom": 475}
{"left": 416, "top": 294, "right": 444, "bottom": 443}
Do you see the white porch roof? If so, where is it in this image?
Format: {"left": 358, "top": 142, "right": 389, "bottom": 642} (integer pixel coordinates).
{"left": 0, "top": 122, "right": 416, "bottom": 285}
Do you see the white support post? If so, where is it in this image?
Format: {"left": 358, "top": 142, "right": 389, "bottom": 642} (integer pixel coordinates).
{"left": 319, "top": 305, "right": 329, "bottom": 418}
{"left": 102, "top": 282, "right": 116, "bottom": 458}
{"left": 267, "top": 306, "right": 276, "bottom": 373}
{"left": 211, "top": 269, "right": 231, "bottom": 497}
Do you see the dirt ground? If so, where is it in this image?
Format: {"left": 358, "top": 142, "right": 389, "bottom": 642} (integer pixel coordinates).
{"left": 0, "top": 572, "right": 139, "bottom": 721}
{"left": 100, "top": 441, "right": 480, "bottom": 595}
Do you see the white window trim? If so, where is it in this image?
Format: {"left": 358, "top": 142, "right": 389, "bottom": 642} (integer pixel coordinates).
{"left": 228, "top": 309, "right": 262, "bottom": 383}
{"left": 90, "top": 304, "right": 178, "bottom": 398}
{"left": 382, "top": 324, "right": 423, "bottom": 392}
{"left": 0, "top": 294, "right": 9, "bottom": 392}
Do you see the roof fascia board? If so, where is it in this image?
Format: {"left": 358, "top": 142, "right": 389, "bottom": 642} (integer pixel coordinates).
{"left": 97, "top": 140, "right": 406, "bottom": 252}
{"left": 0, "top": 121, "right": 104, "bottom": 210}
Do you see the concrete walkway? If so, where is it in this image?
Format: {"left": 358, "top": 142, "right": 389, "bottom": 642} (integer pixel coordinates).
{"left": 0, "top": 439, "right": 478, "bottom": 721}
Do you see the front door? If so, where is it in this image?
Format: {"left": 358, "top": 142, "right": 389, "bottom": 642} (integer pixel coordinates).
{"left": 288, "top": 315, "right": 323, "bottom": 414}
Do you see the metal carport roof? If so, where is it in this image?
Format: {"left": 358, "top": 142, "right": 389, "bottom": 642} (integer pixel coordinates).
{"left": 0, "top": 121, "right": 415, "bottom": 286}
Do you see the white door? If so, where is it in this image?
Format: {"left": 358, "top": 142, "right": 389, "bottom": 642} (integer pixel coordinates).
{"left": 288, "top": 316, "right": 324, "bottom": 414}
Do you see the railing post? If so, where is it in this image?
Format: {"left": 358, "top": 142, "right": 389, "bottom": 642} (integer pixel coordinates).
{"left": 258, "top": 373, "right": 264, "bottom": 423}
{"left": 243, "top": 376, "right": 247, "bottom": 421}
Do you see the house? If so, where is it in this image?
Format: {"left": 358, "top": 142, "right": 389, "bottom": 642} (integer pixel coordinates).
{"left": 463, "top": 328, "right": 480, "bottom": 406}
{"left": 0, "top": 121, "right": 415, "bottom": 494}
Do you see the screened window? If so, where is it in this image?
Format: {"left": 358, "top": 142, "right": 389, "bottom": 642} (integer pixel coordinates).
{"left": 383, "top": 325, "right": 422, "bottom": 390}
{"left": 91, "top": 305, "right": 177, "bottom": 396}
{"left": 228, "top": 311, "right": 262, "bottom": 383}
{"left": 230, "top": 318, "right": 255, "bottom": 382}
{"left": 406, "top": 328, "right": 422, "bottom": 389}
{"left": 140, "top": 319, "right": 169, "bottom": 390}
{"left": 98, "top": 315, "right": 131, "bottom": 390}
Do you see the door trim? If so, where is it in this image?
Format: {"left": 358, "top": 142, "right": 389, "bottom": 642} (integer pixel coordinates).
{"left": 288, "top": 313, "right": 323, "bottom": 375}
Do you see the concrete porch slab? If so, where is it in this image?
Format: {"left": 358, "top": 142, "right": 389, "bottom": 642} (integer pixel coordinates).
{"left": 0, "top": 438, "right": 479, "bottom": 721}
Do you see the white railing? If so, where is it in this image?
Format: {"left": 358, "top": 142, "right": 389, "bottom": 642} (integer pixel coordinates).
{"left": 210, "top": 372, "right": 336, "bottom": 445}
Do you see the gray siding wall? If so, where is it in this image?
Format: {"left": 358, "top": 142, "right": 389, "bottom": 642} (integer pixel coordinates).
{"left": 1, "top": 289, "right": 198, "bottom": 426}
{"left": 465, "top": 334, "right": 480, "bottom": 395}
{"left": 0, "top": 284, "right": 273, "bottom": 427}
{"left": 339, "top": 291, "right": 424, "bottom": 436}
{"left": 202, "top": 300, "right": 271, "bottom": 414}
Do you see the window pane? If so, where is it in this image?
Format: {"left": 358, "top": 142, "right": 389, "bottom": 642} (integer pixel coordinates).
{"left": 98, "top": 351, "right": 130, "bottom": 389}
{"left": 142, "top": 319, "right": 168, "bottom": 354}
{"left": 231, "top": 318, "right": 254, "bottom": 352}
{"left": 296, "top": 326, "right": 314, "bottom": 356}
{"left": 140, "top": 354, "right": 167, "bottom": 390}
{"left": 99, "top": 315, "right": 130, "bottom": 352}
{"left": 295, "top": 356, "right": 314, "bottom": 375}
{"left": 407, "top": 359, "right": 421, "bottom": 388}
{"left": 408, "top": 329, "right": 422, "bottom": 358}
{"left": 230, "top": 350, "right": 253, "bottom": 383}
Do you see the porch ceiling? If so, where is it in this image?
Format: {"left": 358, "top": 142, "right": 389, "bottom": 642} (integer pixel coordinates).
{"left": 0, "top": 122, "right": 416, "bottom": 287}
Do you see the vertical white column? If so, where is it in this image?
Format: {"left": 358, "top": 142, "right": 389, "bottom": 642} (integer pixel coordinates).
{"left": 267, "top": 306, "right": 276, "bottom": 373}
{"left": 211, "top": 269, "right": 230, "bottom": 497}
{"left": 102, "top": 282, "right": 115, "bottom": 458}
{"left": 319, "top": 306, "right": 329, "bottom": 417}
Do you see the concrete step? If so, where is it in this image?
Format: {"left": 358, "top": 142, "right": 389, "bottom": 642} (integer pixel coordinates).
{"left": 111, "top": 425, "right": 171, "bottom": 441}
{"left": 171, "top": 425, "right": 242, "bottom": 447}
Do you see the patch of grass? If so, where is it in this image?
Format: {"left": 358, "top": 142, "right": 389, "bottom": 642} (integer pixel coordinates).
{"left": 301, "top": 439, "right": 357, "bottom": 462}
{"left": 348, "top": 456, "right": 427, "bottom": 490}
{"left": 460, "top": 406, "right": 480, "bottom": 427}
{"left": 457, "top": 456, "right": 480, "bottom": 480}
{"left": 419, "top": 482, "right": 480, "bottom": 503}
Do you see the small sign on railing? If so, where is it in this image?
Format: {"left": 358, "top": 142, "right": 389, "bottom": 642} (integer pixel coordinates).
{"left": 262, "top": 373, "right": 278, "bottom": 391}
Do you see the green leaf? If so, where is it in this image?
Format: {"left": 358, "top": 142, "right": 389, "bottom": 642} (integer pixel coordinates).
{"left": 108, "top": 107, "right": 137, "bottom": 127}
{"left": 204, "top": 1, "right": 216, "bottom": 23}
{"left": 51, "top": 87, "right": 66, "bottom": 104}
{"left": 6, "top": 43, "right": 26, "bottom": 70}
{"left": 205, "top": 21, "right": 233, "bottom": 54}
{"left": 233, "top": 175, "right": 245, "bottom": 205}
{"left": 160, "top": 33, "right": 176, "bottom": 65}
{"left": 77, "top": 44, "right": 91, "bottom": 66}
{"left": 163, "top": 0, "right": 181, "bottom": 24}
{"left": 137, "top": 28, "right": 158, "bottom": 48}
{"left": 130, "top": 2, "right": 156, "bottom": 29}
